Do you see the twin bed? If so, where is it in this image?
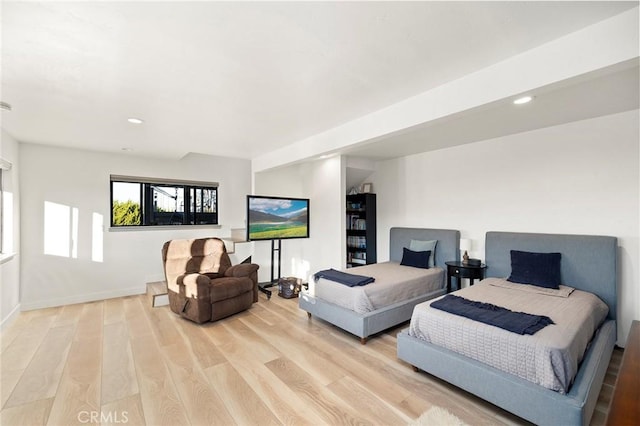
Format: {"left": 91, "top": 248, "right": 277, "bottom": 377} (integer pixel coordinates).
{"left": 300, "top": 228, "right": 617, "bottom": 425}
{"left": 299, "top": 227, "right": 460, "bottom": 344}
{"left": 398, "top": 231, "right": 617, "bottom": 425}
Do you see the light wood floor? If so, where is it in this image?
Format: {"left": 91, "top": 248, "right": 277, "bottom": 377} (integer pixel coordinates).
{"left": 1, "top": 292, "right": 622, "bottom": 426}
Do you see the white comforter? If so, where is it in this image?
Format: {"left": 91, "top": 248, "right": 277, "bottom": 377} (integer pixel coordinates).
{"left": 308, "top": 262, "right": 444, "bottom": 314}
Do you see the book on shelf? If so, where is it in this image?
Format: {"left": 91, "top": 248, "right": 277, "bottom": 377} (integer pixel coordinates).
{"left": 347, "top": 236, "right": 367, "bottom": 249}
{"left": 347, "top": 251, "right": 366, "bottom": 265}
{"left": 347, "top": 215, "right": 367, "bottom": 230}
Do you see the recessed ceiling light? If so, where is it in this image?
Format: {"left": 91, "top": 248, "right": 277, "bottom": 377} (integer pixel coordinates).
{"left": 127, "top": 117, "right": 144, "bottom": 124}
{"left": 0, "top": 101, "right": 12, "bottom": 111}
{"left": 513, "top": 96, "right": 534, "bottom": 105}
{"left": 121, "top": 147, "right": 133, "bottom": 152}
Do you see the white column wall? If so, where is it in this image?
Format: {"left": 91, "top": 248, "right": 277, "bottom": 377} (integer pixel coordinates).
{"left": 253, "top": 156, "right": 344, "bottom": 284}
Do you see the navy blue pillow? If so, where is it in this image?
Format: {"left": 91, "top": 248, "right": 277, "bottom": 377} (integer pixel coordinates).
{"left": 401, "top": 248, "right": 431, "bottom": 269}
{"left": 507, "top": 250, "right": 562, "bottom": 289}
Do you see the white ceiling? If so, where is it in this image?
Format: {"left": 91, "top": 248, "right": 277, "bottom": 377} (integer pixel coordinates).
{"left": 1, "top": 1, "right": 638, "bottom": 164}
{"left": 344, "top": 60, "right": 640, "bottom": 160}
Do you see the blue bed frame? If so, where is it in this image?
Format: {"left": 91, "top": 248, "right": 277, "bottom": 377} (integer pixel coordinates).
{"left": 397, "top": 231, "right": 617, "bottom": 425}
{"left": 299, "top": 227, "right": 460, "bottom": 344}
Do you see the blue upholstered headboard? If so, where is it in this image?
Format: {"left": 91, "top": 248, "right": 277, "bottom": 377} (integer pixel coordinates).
{"left": 389, "top": 227, "right": 460, "bottom": 270}
{"left": 485, "top": 231, "right": 618, "bottom": 320}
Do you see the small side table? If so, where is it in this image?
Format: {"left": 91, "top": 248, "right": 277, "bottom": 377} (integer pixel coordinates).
{"left": 445, "top": 261, "right": 486, "bottom": 293}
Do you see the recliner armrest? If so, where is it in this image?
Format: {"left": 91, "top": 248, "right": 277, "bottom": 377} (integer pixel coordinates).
{"left": 176, "top": 273, "right": 211, "bottom": 298}
{"left": 225, "top": 263, "right": 259, "bottom": 278}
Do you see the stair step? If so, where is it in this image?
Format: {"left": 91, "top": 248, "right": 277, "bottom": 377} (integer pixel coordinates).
{"left": 146, "top": 281, "right": 168, "bottom": 307}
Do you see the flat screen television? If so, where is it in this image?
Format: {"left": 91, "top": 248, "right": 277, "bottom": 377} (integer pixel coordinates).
{"left": 246, "top": 195, "right": 310, "bottom": 241}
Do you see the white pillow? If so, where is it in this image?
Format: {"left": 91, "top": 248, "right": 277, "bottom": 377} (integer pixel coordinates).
{"left": 409, "top": 239, "right": 437, "bottom": 268}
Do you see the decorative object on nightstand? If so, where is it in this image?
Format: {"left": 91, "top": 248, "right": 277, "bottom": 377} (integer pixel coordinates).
{"left": 445, "top": 260, "right": 487, "bottom": 293}
{"left": 460, "top": 238, "right": 482, "bottom": 266}
{"left": 460, "top": 239, "right": 471, "bottom": 264}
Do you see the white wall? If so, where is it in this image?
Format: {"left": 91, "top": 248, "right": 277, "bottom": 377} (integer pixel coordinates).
{"left": 253, "top": 156, "right": 344, "bottom": 283}
{"left": 375, "top": 110, "right": 639, "bottom": 345}
{"left": 0, "top": 129, "right": 21, "bottom": 329}
{"left": 19, "top": 145, "right": 251, "bottom": 310}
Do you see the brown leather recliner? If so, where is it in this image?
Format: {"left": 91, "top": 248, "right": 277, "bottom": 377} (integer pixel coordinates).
{"left": 162, "top": 237, "right": 259, "bottom": 323}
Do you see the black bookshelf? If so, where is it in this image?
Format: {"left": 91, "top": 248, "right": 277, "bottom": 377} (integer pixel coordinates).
{"left": 346, "top": 193, "right": 376, "bottom": 267}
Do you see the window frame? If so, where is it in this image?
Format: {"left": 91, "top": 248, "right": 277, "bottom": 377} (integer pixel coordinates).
{"left": 110, "top": 175, "right": 219, "bottom": 228}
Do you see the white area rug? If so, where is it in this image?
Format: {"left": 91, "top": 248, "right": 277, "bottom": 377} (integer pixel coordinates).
{"left": 409, "top": 406, "right": 469, "bottom": 426}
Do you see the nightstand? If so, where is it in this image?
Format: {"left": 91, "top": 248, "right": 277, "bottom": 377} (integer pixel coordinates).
{"left": 445, "top": 261, "right": 487, "bottom": 293}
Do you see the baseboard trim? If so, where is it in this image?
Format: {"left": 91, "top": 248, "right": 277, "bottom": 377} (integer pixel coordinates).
{"left": 20, "top": 287, "right": 145, "bottom": 311}
{"left": 1, "top": 303, "right": 21, "bottom": 331}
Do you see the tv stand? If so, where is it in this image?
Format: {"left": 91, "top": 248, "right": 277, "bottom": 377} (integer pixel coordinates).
{"left": 258, "top": 239, "right": 281, "bottom": 299}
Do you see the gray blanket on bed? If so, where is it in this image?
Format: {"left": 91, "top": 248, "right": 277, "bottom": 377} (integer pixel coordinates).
{"left": 430, "top": 294, "right": 554, "bottom": 335}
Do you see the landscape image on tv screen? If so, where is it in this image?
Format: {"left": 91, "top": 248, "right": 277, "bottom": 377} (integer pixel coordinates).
{"left": 247, "top": 195, "right": 309, "bottom": 240}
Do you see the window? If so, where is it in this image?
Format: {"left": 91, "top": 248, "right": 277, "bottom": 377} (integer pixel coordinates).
{"left": 110, "top": 175, "right": 218, "bottom": 227}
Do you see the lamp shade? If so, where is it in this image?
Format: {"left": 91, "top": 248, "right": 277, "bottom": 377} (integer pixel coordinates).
{"left": 460, "top": 239, "right": 472, "bottom": 252}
